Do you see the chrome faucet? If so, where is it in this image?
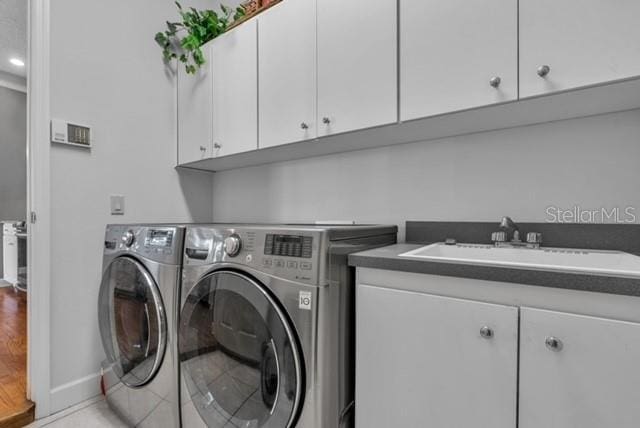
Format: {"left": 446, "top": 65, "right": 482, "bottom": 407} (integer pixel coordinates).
{"left": 499, "top": 216, "right": 520, "bottom": 242}
{"left": 491, "top": 216, "right": 543, "bottom": 248}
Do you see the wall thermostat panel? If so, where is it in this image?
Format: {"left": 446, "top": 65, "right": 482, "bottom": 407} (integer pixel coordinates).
{"left": 51, "top": 119, "right": 92, "bottom": 148}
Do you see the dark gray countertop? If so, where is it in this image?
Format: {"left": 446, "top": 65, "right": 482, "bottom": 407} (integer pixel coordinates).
{"left": 349, "top": 244, "right": 640, "bottom": 297}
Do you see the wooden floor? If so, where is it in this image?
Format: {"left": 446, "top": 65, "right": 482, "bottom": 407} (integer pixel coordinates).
{"left": 0, "top": 287, "right": 34, "bottom": 427}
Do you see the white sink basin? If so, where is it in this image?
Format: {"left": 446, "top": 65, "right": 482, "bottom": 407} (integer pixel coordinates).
{"left": 399, "top": 243, "right": 640, "bottom": 278}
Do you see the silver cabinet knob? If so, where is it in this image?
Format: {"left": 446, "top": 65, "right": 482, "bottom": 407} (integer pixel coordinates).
{"left": 545, "top": 336, "right": 563, "bottom": 351}
{"left": 537, "top": 65, "right": 551, "bottom": 78}
{"left": 213, "top": 143, "right": 221, "bottom": 149}
{"left": 489, "top": 76, "right": 501, "bottom": 88}
{"left": 300, "top": 122, "right": 309, "bottom": 130}
{"left": 526, "top": 232, "right": 543, "bottom": 244}
{"left": 480, "top": 326, "right": 494, "bottom": 339}
{"left": 322, "top": 117, "right": 331, "bottom": 124}
{"left": 199, "top": 146, "right": 207, "bottom": 152}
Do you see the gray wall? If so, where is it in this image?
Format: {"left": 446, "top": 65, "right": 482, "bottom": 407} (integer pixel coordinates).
{"left": 48, "top": 0, "right": 216, "bottom": 412}
{"left": 0, "top": 85, "right": 27, "bottom": 278}
{"left": 212, "top": 109, "right": 640, "bottom": 239}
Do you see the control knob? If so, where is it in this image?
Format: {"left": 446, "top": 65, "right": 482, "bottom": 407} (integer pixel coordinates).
{"left": 224, "top": 235, "right": 242, "bottom": 257}
{"left": 491, "top": 231, "right": 507, "bottom": 243}
{"left": 122, "top": 230, "right": 135, "bottom": 247}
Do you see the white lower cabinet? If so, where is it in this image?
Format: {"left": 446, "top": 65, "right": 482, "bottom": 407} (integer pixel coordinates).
{"left": 356, "top": 284, "right": 518, "bottom": 428}
{"left": 356, "top": 276, "right": 640, "bottom": 428}
{"left": 519, "top": 307, "right": 640, "bottom": 428}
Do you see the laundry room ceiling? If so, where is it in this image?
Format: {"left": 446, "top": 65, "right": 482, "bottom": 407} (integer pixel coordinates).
{"left": 0, "top": 0, "right": 27, "bottom": 78}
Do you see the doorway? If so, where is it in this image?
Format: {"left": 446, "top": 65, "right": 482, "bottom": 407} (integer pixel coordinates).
{"left": 0, "top": 0, "right": 33, "bottom": 425}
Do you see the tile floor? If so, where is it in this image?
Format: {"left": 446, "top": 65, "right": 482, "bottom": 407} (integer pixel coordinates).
{"left": 28, "top": 349, "right": 267, "bottom": 427}
{"left": 26, "top": 397, "right": 126, "bottom": 428}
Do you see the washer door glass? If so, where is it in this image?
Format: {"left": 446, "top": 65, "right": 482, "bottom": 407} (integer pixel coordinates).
{"left": 99, "top": 256, "right": 166, "bottom": 387}
{"left": 180, "top": 270, "right": 303, "bottom": 428}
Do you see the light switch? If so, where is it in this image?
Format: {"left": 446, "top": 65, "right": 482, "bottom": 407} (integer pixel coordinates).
{"left": 110, "top": 195, "right": 125, "bottom": 215}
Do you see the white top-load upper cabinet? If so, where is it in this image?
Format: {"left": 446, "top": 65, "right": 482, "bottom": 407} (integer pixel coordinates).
{"left": 176, "top": 0, "right": 640, "bottom": 169}
{"left": 177, "top": 44, "right": 213, "bottom": 165}
{"left": 211, "top": 19, "right": 258, "bottom": 157}
{"left": 258, "top": 0, "right": 397, "bottom": 149}
{"left": 316, "top": 0, "right": 397, "bottom": 137}
{"left": 400, "top": 0, "right": 518, "bottom": 121}
{"left": 258, "top": 0, "right": 317, "bottom": 149}
{"left": 177, "top": 20, "right": 258, "bottom": 163}
{"left": 519, "top": 0, "right": 640, "bottom": 97}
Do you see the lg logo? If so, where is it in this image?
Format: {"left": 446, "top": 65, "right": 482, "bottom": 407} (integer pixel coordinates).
{"left": 298, "top": 291, "right": 312, "bottom": 310}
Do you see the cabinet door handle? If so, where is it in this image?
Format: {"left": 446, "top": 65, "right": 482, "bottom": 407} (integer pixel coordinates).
{"left": 300, "top": 122, "right": 309, "bottom": 130}
{"left": 545, "top": 336, "right": 563, "bottom": 351}
{"left": 322, "top": 117, "right": 331, "bottom": 125}
{"left": 489, "top": 76, "right": 501, "bottom": 88}
{"left": 479, "top": 326, "right": 493, "bottom": 339}
{"left": 213, "top": 143, "right": 222, "bottom": 149}
{"left": 537, "top": 65, "right": 551, "bottom": 78}
{"left": 199, "top": 146, "right": 207, "bottom": 152}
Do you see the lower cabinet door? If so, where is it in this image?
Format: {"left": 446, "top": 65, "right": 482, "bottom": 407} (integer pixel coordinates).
{"left": 520, "top": 307, "right": 640, "bottom": 428}
{"left": 356, "top": 284, "right": 518, "bottom": 428}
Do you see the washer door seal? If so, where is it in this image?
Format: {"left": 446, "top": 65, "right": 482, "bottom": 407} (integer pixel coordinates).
{"left": 98, "top": 256, "right": 166, "bottom": 388}
{"left": 179, "top": 269, "right": 303, "bottom": 428}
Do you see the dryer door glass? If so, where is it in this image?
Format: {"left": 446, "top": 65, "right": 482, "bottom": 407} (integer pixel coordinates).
{"left": 98, "top": 256, "right": 166, "bottom": 387}
{"left": 180, "top": 270, "right": 303, "bottom": 428}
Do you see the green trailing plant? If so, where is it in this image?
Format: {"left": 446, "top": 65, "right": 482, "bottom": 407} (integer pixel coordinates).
{"left": 155, "top": 2, "right": 246, "bottom": 74}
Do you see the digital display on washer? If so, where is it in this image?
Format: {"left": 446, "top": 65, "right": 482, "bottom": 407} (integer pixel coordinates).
{"left": 145, "top": 229, "right": 174, "bottom": 247}
{"left": 264, "top": 234, "right": 312, "bottom": 258}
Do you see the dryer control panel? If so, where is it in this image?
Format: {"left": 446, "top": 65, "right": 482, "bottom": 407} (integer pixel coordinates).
{"left": 264, "top": 234, "right": 313, "bottom": 258}
{"left": 184, "top": 226, "right": 325, "bottom": 286}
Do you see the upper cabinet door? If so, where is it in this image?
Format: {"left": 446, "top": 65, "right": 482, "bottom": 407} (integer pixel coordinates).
{"left": 356, "top": 284, "right": 518, "bottom": 428}
{"left": 520, "top": 0, "right": 640, "bottom": 98}
{"left": 177, "top": 43, "right": 213, "bottom": 165}
{"left": 211, "top": 20, "right": 258, "bottom": 157}
{"left": 258, "top": 0, "right": 316, "bottom": 149}
{"left": 400, "top": 0, "right": 517, "bottom": 121}
{"left": 317, "top": 0, "right": 397, "bottom": 136}
{"left": 520, "top": 308, "right": 640, "bottom": 428}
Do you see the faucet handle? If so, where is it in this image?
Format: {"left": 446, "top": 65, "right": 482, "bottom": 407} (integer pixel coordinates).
{"left": 491, "top": 231, "right": 507, "bottom": 243}
{"left": 526, "top": 232, "right": 543, "bottom": 245}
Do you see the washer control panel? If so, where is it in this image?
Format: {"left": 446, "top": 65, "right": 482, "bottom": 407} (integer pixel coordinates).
{"left": 104, "top": 225, "right": 183, "bottom": 265}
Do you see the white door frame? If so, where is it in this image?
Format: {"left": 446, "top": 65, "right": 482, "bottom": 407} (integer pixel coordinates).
{"left": 27, "top": 0, "right": 51, "bottom": 418}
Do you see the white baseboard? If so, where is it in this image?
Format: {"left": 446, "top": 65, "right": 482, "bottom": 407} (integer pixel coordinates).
{"left": 49, "top": 371, "right": 102, "bottom": 414}
{"left": 31, "top": 395, "right": 104, "bottom": 426}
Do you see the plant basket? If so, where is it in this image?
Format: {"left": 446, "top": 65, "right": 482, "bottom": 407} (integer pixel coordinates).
{"left": 228, "top": 0, "right": 284, "bottom": 30}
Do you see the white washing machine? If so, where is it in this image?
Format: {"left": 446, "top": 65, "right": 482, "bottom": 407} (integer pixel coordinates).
{"left": 178, "top": 224, "right": 397, "bottom": 428}
{"left": 98, "top": 224, "right": 184, "bottom": 427}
